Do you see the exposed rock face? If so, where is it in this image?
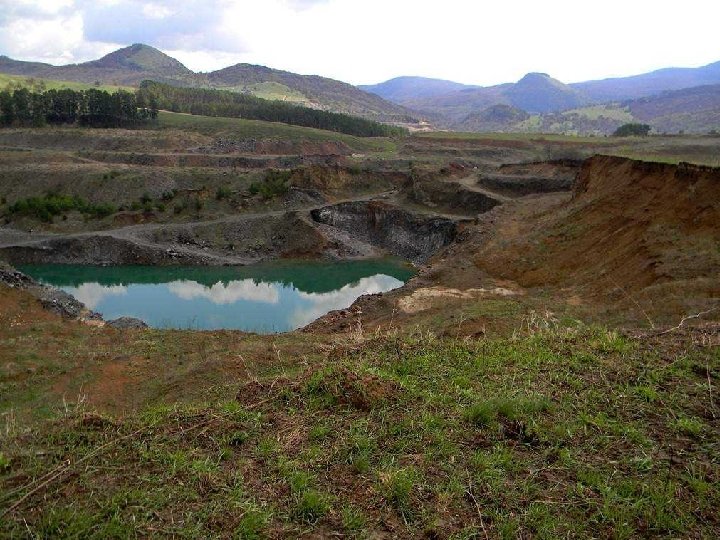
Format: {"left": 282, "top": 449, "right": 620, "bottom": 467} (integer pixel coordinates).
{"left": 311, "top": 201, "right": 457, "bottom": 264}
{"left": 107, "top": 317, "right": 148, "bottom": 329}
{"left": 408, "top": 179, "right": 502, "bottom": 213}
{"left": 0, "top": 262, "right": 101, "bottom": 320}
{"left": 478, "top": 159, "right": 581, "bottom": 197}
{"left": 0, "top": 236, "right": 212, "bottom": 266}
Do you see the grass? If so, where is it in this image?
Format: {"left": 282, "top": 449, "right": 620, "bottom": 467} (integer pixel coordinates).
{"left": 0, "top": 287, "right": 717, "bottom": 537}
{"left": 157, "top": 111, "right": 398, "bottom": 154}
{"left": 214, "top": 81, "right": 309, "bottom": 104}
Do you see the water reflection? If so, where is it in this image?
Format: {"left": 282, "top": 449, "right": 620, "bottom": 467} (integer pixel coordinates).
{"left": 168, "top": 279, "right": 280, "bottom": 305}
{"left": 58, "top": 273, "right": 404, "bottom": 332}
{"left": 72, "top": 283, "right": 128, "bottom": 310}
{"left": 291, "top": 275, "right": 402, "bottom": 328}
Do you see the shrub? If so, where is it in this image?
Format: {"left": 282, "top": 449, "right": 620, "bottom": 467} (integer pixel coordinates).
{"left": 249, "top": 170, "right": 291, "bottom": 200}
{"left": 215, "top": 185, "right": 232, "bottom": 200}
{"left": 613, "top": 123, "right": 651, "bottom": 137}
{"left": 8, "top": 193, "right": 116, "bottom": 222}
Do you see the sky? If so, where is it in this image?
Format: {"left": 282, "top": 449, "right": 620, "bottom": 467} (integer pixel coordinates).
{"left": 1, "top": 0, "right": 719, "bottom": 86}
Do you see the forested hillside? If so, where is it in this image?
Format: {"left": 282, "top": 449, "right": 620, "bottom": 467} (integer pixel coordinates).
{"left": 137, "top": 81, "right": 406, "bottom": 137}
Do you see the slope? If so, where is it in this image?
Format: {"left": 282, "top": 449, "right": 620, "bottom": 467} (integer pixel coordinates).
{"left": 478, "top": 155, "right": 720, "bottom": 319}
{"left": 207, "top": 64, "right": 416, "bottom": 122}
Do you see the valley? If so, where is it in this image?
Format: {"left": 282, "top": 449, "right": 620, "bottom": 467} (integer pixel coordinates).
{"left": 1, "top": 107, "right": 718, "bottom": 537}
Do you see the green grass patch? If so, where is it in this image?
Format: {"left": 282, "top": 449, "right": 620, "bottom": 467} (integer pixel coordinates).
{"left": 157, "top": 111, "right": 398, "bottom": 154}
{"left": 7, "top": 192, "right": 116, "bottom": 222}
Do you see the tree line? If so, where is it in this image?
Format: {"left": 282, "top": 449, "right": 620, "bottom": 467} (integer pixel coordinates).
{"left": 0, "top": 88, "right": 158, "bottom": 128}
{"left": 137, "top": 81, "right": 407, "bottom": 137}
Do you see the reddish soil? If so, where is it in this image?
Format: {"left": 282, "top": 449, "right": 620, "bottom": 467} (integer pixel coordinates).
{"left": 477, "top": 155, "right": 720, "bottom": 320}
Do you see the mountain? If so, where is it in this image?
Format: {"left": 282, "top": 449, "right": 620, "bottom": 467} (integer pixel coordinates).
{"left": 0, "top": 44, "right": 197, "bottom": 86}
{"left": 365, "top": 61, "right": 720, "bottom": 129}
{"left": 207, "top": 64, "right": 415, "bottom": 122}
{"left": 81, "top": 44, "right": 194, "bottom": 79}
{"left": 0, "top": 44, "right": 415, "bottom": 123}
{"left": 505, "top": 73, "right": 588, "bottom": 113}
{"left": 359, "top": 76, "right": 477, "bottom": 103}
{"left": 572, "top": 61, "right": 720, "bottom": 102}
{"left": 392, "top": 73, "right": 587, "bottom": 126}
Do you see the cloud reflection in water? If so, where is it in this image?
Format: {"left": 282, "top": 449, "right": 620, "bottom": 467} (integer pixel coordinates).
{"left": 59, "top": 272, "right": 404, "bottom": 332}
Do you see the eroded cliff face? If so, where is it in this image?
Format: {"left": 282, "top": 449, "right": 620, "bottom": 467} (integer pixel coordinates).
{"left": 311, "top": 201, "right": 458, "bottom": 264}
{"left": 478, "top": 155, "right": 720, "bottom": 311}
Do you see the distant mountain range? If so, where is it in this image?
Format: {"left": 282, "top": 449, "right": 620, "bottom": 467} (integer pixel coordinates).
{"left": 0, "top": 44, "right": 416, "bottom": 123}
{"left": 1, "top": 44, "right": 719, "bottom": 134}
{"left": 363, "top": 61, "right": 720, "bottom": 133}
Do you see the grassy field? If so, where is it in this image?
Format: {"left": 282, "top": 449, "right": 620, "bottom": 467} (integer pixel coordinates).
{"left": 0, "top": 286, "right": 717, "bottom": 538}
{"left": 412, "top": 131, "right": 720, "bottom": 166}
{"left": 157, "top": 111, "right": 399, "bottom": 154}
{"left": 415, "top": 131, "right": 614, "bottom": 144}
{"left": 0, "top": 73, "right": 130, "bottom": 93}
{"left": 214, "top": 82, "right": 310, "bottom": 104}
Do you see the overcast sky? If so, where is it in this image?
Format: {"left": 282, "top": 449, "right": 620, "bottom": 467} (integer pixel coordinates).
{"left": 1, "top": 0, "right": 719, "bottom": 86}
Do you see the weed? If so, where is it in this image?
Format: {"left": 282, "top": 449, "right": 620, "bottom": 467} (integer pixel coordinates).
{"left": 233, "top": 508, "right": 269, "bottom": 539}
{"left": 380, "top": 467, "right": 417, "bottom": 515}
{"left": 465, "top": 395, "right": 551, "bottom": 427}
{"left": 216, "top": 185, "right": 233, "bottom": 200}
{"left": 341, "top": 504, "right": 366, "bottom": 532}
{"left": 292, "top": 489, "right": 329, "bottom": 524}
{"left": 673, "top": 416, "right": 705, "bottom": 438}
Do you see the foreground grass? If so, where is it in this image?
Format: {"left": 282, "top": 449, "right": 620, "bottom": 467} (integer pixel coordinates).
{"left": 1, "top": 302, "right": 718, "bottom": 538}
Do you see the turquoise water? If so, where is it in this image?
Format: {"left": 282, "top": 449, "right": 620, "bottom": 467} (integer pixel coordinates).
{"left": 21, "top": 260, "right": 415, "bottom": 333}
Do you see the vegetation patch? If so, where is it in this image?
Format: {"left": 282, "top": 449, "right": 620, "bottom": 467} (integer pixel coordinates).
{"left": 249, "top": 170, "right": 292, "bottom": 199}
{"left": 7, "top": 193, "right": 116, "bottom": 222}
{"left": 1, "top": 314, "right": 716, "bottom": 537}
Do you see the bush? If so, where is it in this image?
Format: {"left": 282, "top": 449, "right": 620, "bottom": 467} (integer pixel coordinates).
{"left": 249, "top": 170, "right": 291, "bottom": 200}
{"left": 215, "top": 186, "right": 232, "bottom": 200}
{"left": 8, "top": 193, "right": 116, "bottom": 222}
{"left": 613, "top": 123, "right": 651, "bottom": 137}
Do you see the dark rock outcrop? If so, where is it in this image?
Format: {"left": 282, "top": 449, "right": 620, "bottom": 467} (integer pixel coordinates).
{"left": 107, "top": 317, "right": 148, "bottom": 329}
{"left": 311, "top": 201, "right": 457, "bottom": 264}
{"left": 0, "top": 262, "right": 101, "bottom": 320}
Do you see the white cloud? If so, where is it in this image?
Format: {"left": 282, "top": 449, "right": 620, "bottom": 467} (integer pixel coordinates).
{"left": 167, "top": 279, "right": 280, "bottom": 305}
